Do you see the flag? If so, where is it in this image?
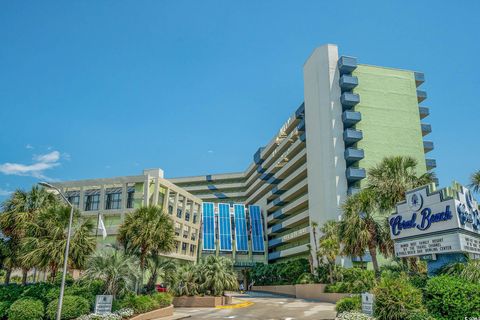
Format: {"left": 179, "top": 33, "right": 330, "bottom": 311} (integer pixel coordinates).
{"left": 98, "top": 214, "right": 107, "bottom": 239}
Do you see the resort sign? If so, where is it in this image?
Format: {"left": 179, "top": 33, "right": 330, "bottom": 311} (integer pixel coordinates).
{"left": 390, "top": 183, "right": 480, "bottom": 258}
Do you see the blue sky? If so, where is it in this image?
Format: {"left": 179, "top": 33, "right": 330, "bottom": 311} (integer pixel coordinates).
{"left": 0, "top": 1, "right": 479, "bottom": 201}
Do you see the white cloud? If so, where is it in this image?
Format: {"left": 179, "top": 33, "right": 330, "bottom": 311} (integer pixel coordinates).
{"left": 25, "top": 144, "right": 34, "bottom": 149}
{"left": 0, "top": 150, "right": 63, "bottom": 181}
{"left": 0, "top": 188, "right": 12, "bottom": 196}
{"left": 208, "top": 150, "right": 214, "bottom": 153}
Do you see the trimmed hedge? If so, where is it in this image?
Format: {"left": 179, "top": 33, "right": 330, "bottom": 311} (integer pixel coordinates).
{"left": 151, "top": 292, "right": 173, "bottom": 308}
{"left": 424, "top": 275, "right": 480, "bottom": 320}
{"left": 336, "top": 295, "right": 361, "bottom": 313}
{"left": 8, "top": 298, "right": 44, "bottom": 320}
{"left": 119, "top": 294, "right": 158, "bottom": 314}
{"left": 46, "top": 295, "right": 90, "bottom": 320}
{"left": 326, "top": 267, "right": 375, "bottom": 293}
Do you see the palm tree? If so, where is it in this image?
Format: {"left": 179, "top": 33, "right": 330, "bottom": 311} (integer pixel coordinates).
{"left": 145, "top": 255, "right": 177, "bottom": 292}
{"left": 339, "top": 189, "right": 390, "bottom": 275}
{"left": 21, "top": 205, "right": 96, "bottom": 280}
{"left": 310, "top": 221, "right": 320, "bottom": 267}
{"left": 368, "top": 156, "right": 435, "bottom": 213}
{"left": 170, "top": 263, "right": 199, "bottom": 296}
{"left": 83, "top": 249, "right": 140, "bottom": 298}
{"left": 196, "top": 256, "right": 238, "bottom": 296}
{"left": 317, "top": 221, "right": 340, "bottom": 283}
{"left": 469, "top": 170, "right": 480, "bottom": 194}
{"left": 117, "top": 205, "right": 176, "bottom": 287}
{"left": 0, "top": 186, "right": 59, "bottom": 284}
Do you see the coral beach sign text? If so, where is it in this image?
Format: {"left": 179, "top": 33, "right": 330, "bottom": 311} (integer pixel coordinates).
{"left": 390, "top": 183, "right": 480, "bottom": 258}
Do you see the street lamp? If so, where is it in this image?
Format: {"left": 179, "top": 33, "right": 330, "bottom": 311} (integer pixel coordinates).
{"left": 38, "top": 182, "right": 74, "bottom": 320}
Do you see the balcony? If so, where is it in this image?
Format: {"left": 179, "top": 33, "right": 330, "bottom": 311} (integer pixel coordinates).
{"left": 414, "top": 72, "right": 425, "bottom": 87}
{"left": 297, "top": 119, "right": 305, "bottom": 132}
{"left": 426, "top": 159, "right": 437, "bottom": 170}
{"left": 421, "top": 123, "right": 432, "bottom": 136}
{"left": 423, "top": 141, "right": 434, "bottom": 153}
{"left": 346, "top": 168, "right": 366, "bottom": 182}
{"left": 417, "top": 90, "right": 427, "bottom": 103}
{"left": 419, "top": 106, "right": 429, "bottom": 119}
{"left": 345, "top": 148, "right": 365, "bottom": 164}
{"left": 341, "top": 92, "right": 360, "bottom": 109}
{"left": 348, "top": 187, "right": 360, "bottom": 196}
{"left": 342, "top": 111, "right": 361, "bottom": 128}
{"left": 295, "top": 103, "right": 305, "bottom": 119}
{"left": 343, "top": 129, "right": 363, "bottom": 146}
{"left": 339, "top": 75, "right": 358, "bottom": 92}
{"left": 338, "top": 56, "right": 357, "bottom": 75}
{"left": 254, "top": 147, "right": 265, "bottom": 165}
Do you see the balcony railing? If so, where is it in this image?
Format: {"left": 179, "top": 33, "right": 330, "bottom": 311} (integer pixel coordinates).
{"left": 417, "top": 90, "right": 427, "bottom": 103}
{"left": 423, "top": 141, "right": 434, "bottom": 153}
{"left": 341, "top": 92, "right": 360, "bottom": 109}
{"left": 345, "top": 148, "right": 365, "bottom": 164}
{"left": 419, "top": 106, "right": 429, "bottom": 119}
{"left": 342, "top": 111, "right": 361, "bottom": 128}
{"left": 414, "top": 72, "right": 425, "bottom": 87}
{"left": 421, "top": 123, "right": 432, "bottom": 136}
{"left": 426, "top": 158, "right": 437, "bottom": 170}
{"left": 346, "top": 167, "right": 366, "bottom": 182}
{"left": 338, "top": 56, "right": 357, "bottom": 75}
{"left": 343, "top": 129, "right": 363, "bottom": 146}
{"left": 340, "top": 75, "right": 358, "bottom": 92}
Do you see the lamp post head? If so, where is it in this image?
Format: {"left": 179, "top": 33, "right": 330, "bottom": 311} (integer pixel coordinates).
{"left": 38, "top": 182, "right": 55, "bottom": 189}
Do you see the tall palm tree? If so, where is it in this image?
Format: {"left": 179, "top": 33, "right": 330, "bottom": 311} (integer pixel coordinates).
{"left": 310, "top": 221, "right": 320, "bottom": 267}
{"left": 21, "top": 205, "right": 96, "bottom": 280}
{"left": 117, "top": 205, "right": 176, "bottom": 287}
{"left": 83, "top": 249, "right": 140, "bottom": 298}
{"left": 0, "top": 186, "right": 59, "bottom": 284}
{"left": 339, "top": 189, "right": 390, "bottom": 274}
{"left": 470, "top": 170, "right": 480, "bottom": 194}
{"left": 170, "top": 263, "right": 199, "bottom": 296}
{"left": 368, "top": 156, "right": 435, "bottom": 213}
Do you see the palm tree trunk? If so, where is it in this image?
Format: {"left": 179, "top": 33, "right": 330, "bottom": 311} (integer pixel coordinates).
{"left": 4, "top": 268, "right": 12, "bottom": 285}
{"left": 368, "top": 245, "right": 380, "bottom": 276}
{"left": 21, "top": 268, "right": 28, "bottom": 285}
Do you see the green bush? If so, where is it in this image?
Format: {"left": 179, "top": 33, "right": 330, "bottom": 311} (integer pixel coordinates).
{"left": 336, "top": 295, "right": 361, "bottom": 313}
{"left": 373, "top": 274, "right": 425, "bottom": 320}
{"left": 119, "top": 294, "right": 159, "bottom": 313}
{"left": 46, "top": 295, "right": 90, "bottom": 320}
{"left": 0, "top": 301, "right": 10, "bottom": 318}
{"left": 296, "top": 272, "right": 315, "bottom": 284}
{"left": 151, "top": 292, "right": 173, "bottom": 308}
{"left": 336, "top": 311, "right": 375, "bottom": 320}
{"left": 408, "top": 274, "right": 428, "bottom": 290}
{"left": 424, "top": 275, "right": 480, "bottom": 320}
{"left": 250, "top": 258, "right": 310, "bottom": 285}
{"left": 8, "top": 298, "right": 44, "bottom": 320}
{"left": 326, "top": 267, "right": 375, "bottom": 293}
{"left": 0, "top": 284, "right": 25, "bottom": 303}
{"left": 20, "top": 282, "right": 55, "bottom": 306}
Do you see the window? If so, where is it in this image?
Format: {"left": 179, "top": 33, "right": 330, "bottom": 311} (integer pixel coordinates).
{"left": 193, "top": 213, "right": 198, "bottom": 224}
{"left": 181, "top": 242, "right": 187, "bottom": 251}
{"left": 106, "top": 193, "right": 121, "bottom": 210}
{"left": 84, "top": 194, "right": 100, "bottom": 211}
{"left": 190, "top": 244, "right": 196, "bottom": 254}
{"left": 168, "top": 205, "right": 173, "bottom": 215}
{"left": 126, "top": 191, "right": 135, "bottom": 209}
{"left": 68, "top": 195, "right": 80, "bottom": 208}
{"left": 177, "top": 208, "right": 182, "bottom": 219}
{"left": 185, "top": 210, "right": 190, "bottom": 222}
{"left": 191, "top": 229, "right": 197, "bottom": 241}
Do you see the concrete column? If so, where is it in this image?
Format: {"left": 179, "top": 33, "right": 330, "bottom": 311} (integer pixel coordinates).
{"left": 99, "top": 185, "right": 106, "bottom": 211}
{"left": 303, "top": 44, "right": 349, "bottom": 267}
{"left": 79, "top": 187, "right": 85, "bottom": 212}
{"left": 163, "top": 188, "right": 170, "bottom": 212}
{"left": 143, "top": 176, "right": 150, "bottom": 206}
{"left": 153, "top": 178, "right": 160, "bottom": 205}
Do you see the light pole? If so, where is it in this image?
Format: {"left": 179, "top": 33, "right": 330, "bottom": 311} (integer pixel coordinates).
{"left": 39, "top": 182, "right": 74, "bottom": 320}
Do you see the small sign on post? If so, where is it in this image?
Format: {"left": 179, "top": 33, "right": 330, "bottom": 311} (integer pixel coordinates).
{"left": 95, "top": 295, "right": 113, "bottom": 315}
{"left": 361, "top": 292, "right": 374, "bottom": 316}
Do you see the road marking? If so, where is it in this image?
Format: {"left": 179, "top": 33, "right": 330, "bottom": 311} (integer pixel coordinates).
{"left": 215, "top": 301, "right": 254, "bottom": 309}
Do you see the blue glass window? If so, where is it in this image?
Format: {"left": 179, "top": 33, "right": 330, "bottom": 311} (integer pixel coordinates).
{"left": 202, "top": 203, "right": 215, "bottom": 251}
{"left": 234, "top": 204, "right": 248, "bottom": 251}
{"left": 218, "top": 203, "right": 232, "bottom": 251}
{"left": 249, "top": 205, "right": 265, "bottom": 252}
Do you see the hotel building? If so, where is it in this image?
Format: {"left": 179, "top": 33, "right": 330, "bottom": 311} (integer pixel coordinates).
{"left": 55, "top": 44, "right": 434, "bottom": 267}
{"left": 170, "top": 44, "right": 434, "bottom": 265}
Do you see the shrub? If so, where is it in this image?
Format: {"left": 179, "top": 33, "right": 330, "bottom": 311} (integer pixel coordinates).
{"left": 8, "top": 298, "right": 44, "bottom": 320}
{"left": 118, "top": 294, "right": 159, "bottom": 314}
{"left": 336, "top": 296, "right": 361, "bottom": 313}
{"left": 0, "top": 284, "right": 25, "bottom": 303}
{"left": 151, "top": 292, "right": 173, "bottom": 308}
{"left": 20, "top": 282, "right": 55, "bottom": 306}
{"left": 373, "top": 274, "right": 425, "bottom": 320}
{"left": 250, "top": 258, "right": 310, "bottom": 285}
{"left": 408, "top": 274, "right": 428, "bottom": 290}
{"left": 424, "top": 275, "right": 480, "bottom": 320}
{"left": 46, "top": 295, "right": 90, "bottom": 319}
{"left": 335, "top": 311, "right": 375, "bottom": 320}
{"left": 326, "top": 267, "right": 375, "bottom": 293}
{"left": 0, "top": 301, "right": 9, "bottom": 318}
{"left": 296, "top": 272, "right": 315, "bottom": 284}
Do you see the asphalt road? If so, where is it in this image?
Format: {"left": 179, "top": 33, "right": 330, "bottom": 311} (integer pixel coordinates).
{"left": 174, "top": 292, "right": 337, "bottom": 320}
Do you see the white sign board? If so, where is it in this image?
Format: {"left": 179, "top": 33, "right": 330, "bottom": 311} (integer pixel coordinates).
{"left": 394, "top": 232, "right": 480, "bottom": 258}
{"left": 95, "top": 295, "right": 113, "bottom": 315}
{"left": 361, "top": 292, "right": 374, "bottom": 316}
